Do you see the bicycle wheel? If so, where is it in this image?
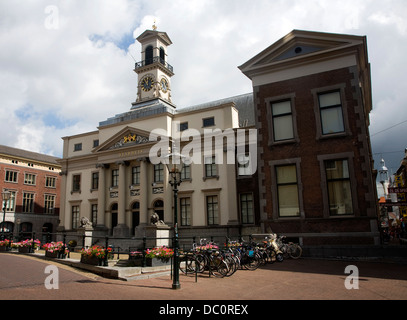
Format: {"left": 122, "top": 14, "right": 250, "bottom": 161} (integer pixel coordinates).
{"left": 275, "top": 252, "right": 284, "bottom": 262}
{"left": 223, "top": 255, "right": 238, "bottom": 276}
{"left": 288, "top": 244, "right": 302, "bottom": 259}
{"left": 243, "top": 253, "right": 261, "bottom": 270}
{"left": 210, "top": 256, "right": 229, "bottom": 278}
{"left": 194, "top": 253, "right": 206, "bottom": 273}
{"left": 179, "top": 255, "right": 198, "bottom": 275}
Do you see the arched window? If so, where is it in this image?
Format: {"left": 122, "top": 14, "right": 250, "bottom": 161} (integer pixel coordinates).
{"left": 153, "top": 200, "right": 164, "bottom": 222}
{"left": 1, "top": 221, "right": 14, "bottom": 234}
{"left": 145, "top": 45, "right": 153, "bottom": 65}
{"left": 159, "top": 47, "right": 165, "bottom": 64}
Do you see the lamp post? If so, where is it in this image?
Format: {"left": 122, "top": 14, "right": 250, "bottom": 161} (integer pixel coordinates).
{"left": 164, "top": 145, "right": 189, "bottom": 290}
{"left": 1, "top": 190, "right": 11, "bottom": 241}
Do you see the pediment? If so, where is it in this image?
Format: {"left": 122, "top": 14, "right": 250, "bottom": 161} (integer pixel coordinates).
{"left": 239, "top": 29, "right": 365, "bottom": 75}
{"left": 136, "top": 30, "right": 172, "bottom": 46}
{"left": 93, "top": 127, "right": 156, "bottom": 153}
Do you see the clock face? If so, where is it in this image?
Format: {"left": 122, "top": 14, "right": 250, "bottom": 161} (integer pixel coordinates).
{"left": 141, "top": 76, "right": 154, "bottom": 92}
{"left": 160, "top": 78, "right": 168, "bottom": 93}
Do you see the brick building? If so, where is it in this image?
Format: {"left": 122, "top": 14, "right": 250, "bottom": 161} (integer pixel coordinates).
{"left": 239, "top": 30, "right": 379, "bottom": 248}
{"left": 0, "top": 145, "right": 61, "bottom": 242}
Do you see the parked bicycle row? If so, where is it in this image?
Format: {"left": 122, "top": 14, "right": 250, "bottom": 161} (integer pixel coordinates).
{"left": 179, "top": 234, "right": 302, "bottom": 278}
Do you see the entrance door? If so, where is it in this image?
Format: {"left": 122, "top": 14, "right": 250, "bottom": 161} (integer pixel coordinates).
{"left": 132, "top": 202, "right": 140, "bottom": 236}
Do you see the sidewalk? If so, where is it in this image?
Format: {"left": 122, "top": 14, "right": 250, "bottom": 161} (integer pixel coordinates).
{"left": 10, "top": 249, "right": 172, "bottom": 281}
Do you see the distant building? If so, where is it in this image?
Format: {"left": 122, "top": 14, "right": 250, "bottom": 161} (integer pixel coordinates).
{"left": 0, "top": 145, "right": 61, "bottom": 242}
{"left": 239, "top": 30, "right": 379, "bottom": 247}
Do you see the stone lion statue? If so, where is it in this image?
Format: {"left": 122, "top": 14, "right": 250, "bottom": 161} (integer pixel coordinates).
{"left": 150, "top": 212, "right": 165, "bottom": 226}
{"left": 80, "top": 217, "right": 92, "bottom": 228}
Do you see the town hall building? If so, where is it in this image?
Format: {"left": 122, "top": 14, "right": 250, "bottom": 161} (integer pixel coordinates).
{"left": 57, "top": 28, "right": 258, "bottom": 245}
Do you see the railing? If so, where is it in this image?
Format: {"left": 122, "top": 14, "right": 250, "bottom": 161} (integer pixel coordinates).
{"left": 134, "top": 56, "right": 174, "bottom": 73}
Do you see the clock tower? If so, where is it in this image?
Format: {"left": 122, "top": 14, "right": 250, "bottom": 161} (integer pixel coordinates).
{"left": 133, "top": 26, "right": 174, "bottom": 106}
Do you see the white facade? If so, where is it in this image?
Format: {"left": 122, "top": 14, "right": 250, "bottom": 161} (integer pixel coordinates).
{"left": 57, "top": 29, "right": 255, "bottom": 241}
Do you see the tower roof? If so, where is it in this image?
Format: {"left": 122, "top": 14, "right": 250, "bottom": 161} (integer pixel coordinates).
{"left": 136, "top": 29, "right": 172, "bottom": 46}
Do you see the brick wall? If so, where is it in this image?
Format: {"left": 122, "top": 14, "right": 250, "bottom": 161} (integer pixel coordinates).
{"left": 254, "top": 66, "right": 378, "bottom": 245}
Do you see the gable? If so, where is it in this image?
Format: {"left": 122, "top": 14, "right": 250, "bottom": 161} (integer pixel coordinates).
{"left": 93, "top": 127, "right": 155, "bottom": 153}
{"left": 136, "top": 30, "right": 172, "bottom": 46}
{"left": 239, "top": 30, "right": 366, "bottom": 77}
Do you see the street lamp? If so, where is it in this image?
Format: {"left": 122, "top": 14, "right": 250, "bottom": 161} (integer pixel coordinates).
{"left": 164, "top": 144, "right": 189, "bottom": 290}
{"left": 1, "top": 190, "right": 11, "bottom": 240}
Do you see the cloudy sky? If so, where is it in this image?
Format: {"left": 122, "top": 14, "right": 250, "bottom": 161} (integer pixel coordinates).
{"left": 1, "top": 0, "right": 407, "bottom": 180}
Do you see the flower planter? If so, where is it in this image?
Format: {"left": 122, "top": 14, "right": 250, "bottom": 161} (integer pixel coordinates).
{"left": 146, "top": 257, "right": 170, "bottom": 267}
{"left": 18, "top": 247, "right": 31, "bottom": 253}
{"left": 80, "top": 255, "right": 99, "bottom": 266}
{"left": 0, "top": 246, "right": 7, "bottom": 252}
{"left": 45, "top": 251, "right": 59, "bottom": 258}
{"left": 128, "top": 256, "right": 170, "bottom": 267}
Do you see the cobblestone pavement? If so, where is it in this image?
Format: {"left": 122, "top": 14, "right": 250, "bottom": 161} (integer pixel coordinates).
{"left": 1, "top": 253, "right": 406, "bottom": 301}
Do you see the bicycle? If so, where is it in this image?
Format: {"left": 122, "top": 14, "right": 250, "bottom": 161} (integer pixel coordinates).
{"left": 180, "top": 240, "right": 229, "bottom": 278}
{"left": 276, "top": 235, "right": 302, "bottom": 259}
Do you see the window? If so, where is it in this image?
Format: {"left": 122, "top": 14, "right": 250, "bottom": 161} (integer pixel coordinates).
{"left": 93, "top": 140, "right": 99, "bottom": 148}
{"left": 111, "top": 169, "right": 119, "bottom": 187}
{"left": 5, "top": 170, "right": 18, "bottom": 183}
{"left": 181, "top": 164, "right": 191, "bottom": 180}
{"left": 205, "top": 156, "right": 217, "bottom": 178}
{"left": 240, "top": 193, "right": 254, "bottom": 224}
{"left": 91, "top": 172, "right": 99, "bottom": 190}
{"left": 325, "top": 159, "right": 353, "bottom": 215}
{"left": 318, "top": 91, "right": 344, "bottom": 135}
{"left": 72, "top": 205, "right": 80, "bottom": 229}
{"left": 22, "top": 192, "right": 34, "bottom": 213}
{"left": 72, "top": 174, "right": 81, "bottom": 192}
{"left": 271, "top": 100, "right": 294, "bottom": 141}
{"left": 180, "top": 197, "right": 191, "bottom": 226}
{"left": 91, "top": 204, "right": 98, "bottom": 225}
{"left": 2, "top": 191, "right": 16, "bottom": 212}
{"left": 74, "top": 143, "right": 82, "bottom": 151}
{"left": 159, "top": 47, "right": 165, "bottom": 63}
{"left": 179, "top": 122, "right": 188, "bottom": 131}
{"left": 145, "top": 45, "right": 153, "bottom": 65}
{"left": 24, "top": 173, "right": 36, "bottom": 185}
{"left": 154, "top": 164, "right": 164, "bottom": 183}
{"left": 46, "top": 176, "right": 56, "bottom": 188}
{"left": 206, "top": 195, "right": 219, "bottom": 225}
{"left": 44, "top": 194, "right": 55, "bottom": 214}
{"left": 238, "top": 154, "right": 251, "bottom": 176}
{"left": 203, "top": 117, "right": 215, "bottom": 127}
{"left": 132, "top": 166, "right": 140, "bottom": 185}
{"left": 276, "top": 165, "right": 300, "bottom": 217}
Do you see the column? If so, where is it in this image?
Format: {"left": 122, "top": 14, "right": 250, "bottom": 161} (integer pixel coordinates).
{"left": 96, "top": 164, "right": 107, "bottom": 229}
{"left": 139, "top": 158, "right": 148, "bottom": 224}
{"left": 113, "top": 161, "right": 129, "bottom": 237}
